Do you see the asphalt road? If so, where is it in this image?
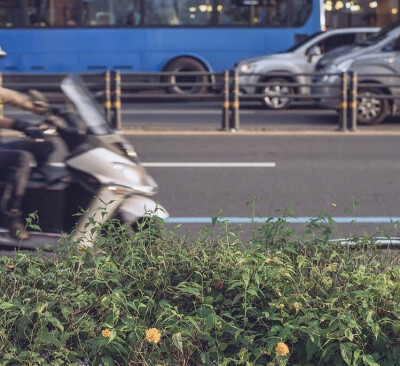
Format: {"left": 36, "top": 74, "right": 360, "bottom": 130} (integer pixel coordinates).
{"left": 118, "top": 102, "right": 400, "bottom": 132}
{"left": 4, "top": 102, "right": 400, "bottom": 238}
{"left": 128, "top": 133, "right": 400, "bottom": 237}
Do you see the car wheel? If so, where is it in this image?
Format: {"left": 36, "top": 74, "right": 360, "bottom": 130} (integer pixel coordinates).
{"left": 260, "top": 78, "right": 293, "bottom": 110}
{"left": 357, "top": 88, "right": 389, "bottom": 125}
{"left": 164, "top": 57, "right": 208, "bottom": 95}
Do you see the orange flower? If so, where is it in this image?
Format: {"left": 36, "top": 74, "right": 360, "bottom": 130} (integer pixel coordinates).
{"left": 276, "top": 342, "right": 289, "bottom": 356}
{"left": 145, "top": 328, "right": 161, "bottom": 343}
{"left": 102, "top": 329, "right": 111, "bottom": 338}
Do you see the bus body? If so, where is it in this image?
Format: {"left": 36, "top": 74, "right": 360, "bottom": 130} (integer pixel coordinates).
{"left": 0, "top": 0, "right": 323, "bottom": 92}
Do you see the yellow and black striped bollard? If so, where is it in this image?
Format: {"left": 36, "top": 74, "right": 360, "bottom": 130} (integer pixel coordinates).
{"left": 339, "top": 71, "right": 348, "bottom": 131}
{"left": 112, "top": 70, "right": 122, "bottom": 130}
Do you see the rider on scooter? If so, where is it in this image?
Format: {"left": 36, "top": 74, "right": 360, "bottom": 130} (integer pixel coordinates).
{"left": 0, "top": 86, "right": 53, "bottom": 240}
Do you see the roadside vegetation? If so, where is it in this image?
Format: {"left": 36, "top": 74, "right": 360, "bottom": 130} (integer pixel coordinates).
{"left": 0, "top": 207, "right": 399, "bottom": 366}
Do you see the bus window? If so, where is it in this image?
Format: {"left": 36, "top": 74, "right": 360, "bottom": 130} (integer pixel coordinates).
{"left": 144, "top": 0, "right": 180, "bottom": 26}
{"left": 0, "top": 0, "right": 21, "bottom": 27}
{"left": 25, "top": 0, "right": 80, "bottom": 27}
{"left": 125, "top": 0, "right": 143, "bottom": 26}
{"left": 143, "top": 0, "right": 214, "bottom": 26}
{"left": 17, "top": 0, "right": 137, "bottom": 28}
{"left": 292, "top": 0, "right": 312, "bottom": 27}
{"left": 217, "top": 0, "right": 289, "bottom": 27}
{"left": 178, "top": 1, "right": 214, "bottom": 26}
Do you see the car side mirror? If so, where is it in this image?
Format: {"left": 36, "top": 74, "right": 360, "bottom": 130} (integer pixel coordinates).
{"left": 306, "top": 45, "right": 321, "bottom": 62}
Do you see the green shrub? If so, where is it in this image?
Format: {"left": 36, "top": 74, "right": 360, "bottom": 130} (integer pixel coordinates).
{"left": 0, "top": 213, "right": 399, "bottom": 366}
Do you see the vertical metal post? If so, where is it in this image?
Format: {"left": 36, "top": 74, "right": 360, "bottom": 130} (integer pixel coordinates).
{"left": 104, "top": 70, "right": 112, "bottom": 124}
{"left": 112, "top": 70, "right": 122, "bottom": 130}
{"left": 221, "top": 70, "right": 230, "bottom": 131}
{"left": 348, "top": 71, "right": 358, "bottom": 131}
{"left": 338, "top": 71, "right": 348, "bottom": 131}
{"left": 229, "top": 69, "right": 240, "bottom": 131}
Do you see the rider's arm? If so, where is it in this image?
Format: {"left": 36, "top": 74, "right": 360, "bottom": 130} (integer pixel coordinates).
{"left": 0, "top": 115, "right": 16, "bottom": 130}
{"left": 0, "top": 115, "right": 38, "bottom": 134}
{"left": 0, "top": 87, "right": 46, "bottom": 115}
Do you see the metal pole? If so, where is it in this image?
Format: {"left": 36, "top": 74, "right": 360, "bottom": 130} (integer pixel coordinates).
{"left": 229, "top": 69, "right": 240, "bottom": 131}
{"left": 338, "top": 71, "right": 348, "bottom": 132}
{"left": 112, "top": 70, "right": 122, "bottom": 130}
{"left": 221, "top": 70, "right": 230, "bottom": 131}
{"left": 348, "top": 71, "right": 358, "bottom": 131}
{"left": 104, "top": 70, "right": 112, "bottom": 124}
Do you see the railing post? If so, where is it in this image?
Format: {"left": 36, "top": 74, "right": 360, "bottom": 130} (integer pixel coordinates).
{"left": 112, "top": 70, "right": 122, "bottom": 130}
{"left": 229, "top": 69, "right": 240, "bottom": 131}
{"left": 104, "top": 70, "right": 112, "bottom": 124}
{"left": 348, "top": 70, "right": 358, "bottom": 131}
{"left": 338, "top": 71, "right": 348, "bottom": 131}
{"left": 221, "top": 70, "right": 230, "bottom": 131}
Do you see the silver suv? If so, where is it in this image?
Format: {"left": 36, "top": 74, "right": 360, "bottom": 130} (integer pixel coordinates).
{"left": 235, "top": 27, "right": 379, "bottom": 110}
{"left": 313, "top": 23, "right": 400, "bottom": 124}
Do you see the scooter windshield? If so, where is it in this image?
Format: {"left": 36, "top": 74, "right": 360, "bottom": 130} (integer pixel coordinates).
{"left": 60, "top": 75, "right": 113, "bottom": 135}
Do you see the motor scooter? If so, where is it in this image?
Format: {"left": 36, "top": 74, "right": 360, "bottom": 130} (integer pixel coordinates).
{"left": 0, "top": 75, "right": 168, "bottom": 251}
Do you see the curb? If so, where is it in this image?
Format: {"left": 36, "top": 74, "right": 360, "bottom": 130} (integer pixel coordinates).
{"left": 2, "top": 128, "right": 400, "bottom": 137}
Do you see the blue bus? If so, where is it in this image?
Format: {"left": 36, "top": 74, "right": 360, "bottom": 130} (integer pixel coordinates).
{"left": 0, "top": 0, "right": 323, "bottom": 93}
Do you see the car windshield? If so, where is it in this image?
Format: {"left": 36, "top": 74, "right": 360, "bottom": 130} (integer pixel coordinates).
{"left": 60, "top": 75, "right": 113, "bottom": 135}
{"left": 285, "top": 31, "right": 324, "bottom": 52}
{"left": 356, "top": 22, "right": 400, "bottom": 46}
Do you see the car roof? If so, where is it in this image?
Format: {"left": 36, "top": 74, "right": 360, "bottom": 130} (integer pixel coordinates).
{"left": 322, "top": 27, "right": 380, "bottom": 34}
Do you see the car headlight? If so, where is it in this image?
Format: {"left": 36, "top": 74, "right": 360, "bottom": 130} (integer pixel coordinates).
{"left": 322, "top": 60, "right": 354, "bottom": 83}
{"left": 337, "top": 59, "right": 353, "bottom": 72}
{"left": 239, "top": 63, "right": 256, "bottom": 73}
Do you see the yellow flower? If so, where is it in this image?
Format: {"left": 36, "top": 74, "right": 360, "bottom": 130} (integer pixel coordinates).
{"left": 145, "top": 328, "right": 161, "bottom": 344}
{"left": 279, "top": 303, "right": 285, "bottom": 308}
{"left": 102, "top": 329, "right": 111, "bottom": 338}
{"left": 276, "top": 342, "right": 289, "bottom": 356}
{"left": 332, "top": 203, "right": 337, "bottom": 207}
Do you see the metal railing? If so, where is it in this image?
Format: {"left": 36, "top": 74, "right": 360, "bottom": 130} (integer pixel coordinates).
{"left": 0, "top": 70, "right": 398, "bottom": 131}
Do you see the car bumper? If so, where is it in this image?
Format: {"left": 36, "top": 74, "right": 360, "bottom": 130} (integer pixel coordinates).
{"left": 238, "top": 74, "right": 258, "bottom": 95}
{"left": 311, "top": 83, "right": 341, "bottom": 109}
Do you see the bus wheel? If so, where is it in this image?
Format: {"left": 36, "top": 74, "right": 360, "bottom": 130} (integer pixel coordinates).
{"left": 164, "top": 57, "right": 208, "bottom": 95}
{"left": 259, "top": 77, "right": 292, "bottom": 110}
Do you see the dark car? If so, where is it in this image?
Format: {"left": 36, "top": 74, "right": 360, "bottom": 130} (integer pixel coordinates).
{"left": 313, "top": 23, "right": 400, "bottom": 124}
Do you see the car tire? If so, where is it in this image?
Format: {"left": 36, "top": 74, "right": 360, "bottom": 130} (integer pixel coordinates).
{"left": 259, "top": 77, "right": 293, "bottom": 110}
{"left": 164, "top": 57, "right": 208, "bottom": 95}
{"left": 357, "top": 88, "right": 389, "bottom": 125}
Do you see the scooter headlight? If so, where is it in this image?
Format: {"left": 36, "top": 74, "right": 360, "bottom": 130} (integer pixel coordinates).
{"left": 107, "top": 185, "right": 135, "bottom": 196}
{"left": 112, "top": 162, "right": 158, "bottom": 194}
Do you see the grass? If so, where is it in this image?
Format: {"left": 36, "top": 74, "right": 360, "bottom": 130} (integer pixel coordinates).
{"left": 0, "top": 207, "right": 399, "bottom": 366}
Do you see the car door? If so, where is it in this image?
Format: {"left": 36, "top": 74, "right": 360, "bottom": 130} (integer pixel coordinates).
{"left": 299, "top": 32, "right": 358, "bottom": 76}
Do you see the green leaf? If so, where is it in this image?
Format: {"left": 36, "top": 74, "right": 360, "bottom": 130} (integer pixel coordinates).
{"left": 205, "top": 313, "right": 216, "bottom": 331}
{"left": 29, "top": 224, "right": 42, "bottom": 232}
{"left": 172, "top": 332, "right": 183, "bottom": 353}
{"left": 184, "top": 316, "right": 201, "bottom": 332}
{"left": 306, "top": 337, "right": 319, "bottom": 361}
{"left": 392, "top": 321, "right": 400, "bottom": 335}
{"left": 362, "top": 354, "right": 380, "bottom": 366}
{"left": 47, "top": 316, "right": 64, "bottom": 332}
{"left": 340, "top": 343, "right": 355, "bottom": 366}
{"left": 108, "top": 330, "right": 117, "bottom": 343}
{"left": 0, "top": 302, "right": 17, "bottom": 310}
{"left": 344, "top": 328, "right": 354, "bottom": 342}
{"left": 101, "top": 356, "right": 115, "bottom": 366}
